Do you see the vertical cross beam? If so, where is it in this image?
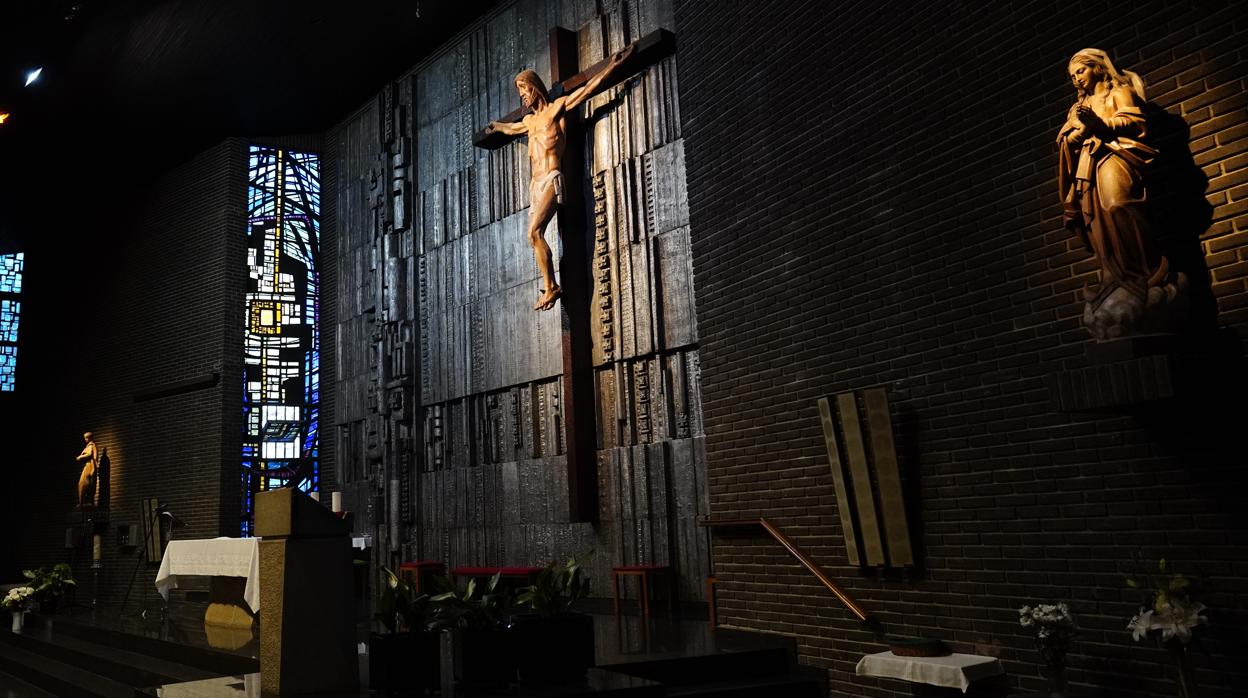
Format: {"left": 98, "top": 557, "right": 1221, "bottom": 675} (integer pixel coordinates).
{"left": 549, "top": 26, "right": 598, "bottom": 523}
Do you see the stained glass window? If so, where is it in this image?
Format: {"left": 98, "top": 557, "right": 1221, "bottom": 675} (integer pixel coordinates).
{"left": 0, "top": 254, "right": 23, "bottom": 293}
{"left": 0, "top": 301, "right": 20, "bottom": 343}
{"left": 0, "top": 253, "right": 23, "bottom": 391}
{"left": 241, "top": 147, "right": 320, "bottom": 535}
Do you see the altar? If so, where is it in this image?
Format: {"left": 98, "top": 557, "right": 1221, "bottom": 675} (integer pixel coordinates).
{"left": 155, "top": 537, "right": 261, "bottom": 620}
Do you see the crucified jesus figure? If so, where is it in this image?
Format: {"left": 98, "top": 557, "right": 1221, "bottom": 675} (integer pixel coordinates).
{"left": 485, "top": 44, "right": 635, "bottom": 311}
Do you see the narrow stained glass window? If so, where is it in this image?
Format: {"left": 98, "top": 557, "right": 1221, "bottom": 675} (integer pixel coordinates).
{"left": 0, "top": 301, "right": 20, "bottom": 343}
{"left": 0, "top": 253, "right": 23, "bottom": 293}
{"left": 241, "top": 147, "right": 320, "bottom": 535}
{"left": 0, "top": 253, "right": 23, "bottom": 391}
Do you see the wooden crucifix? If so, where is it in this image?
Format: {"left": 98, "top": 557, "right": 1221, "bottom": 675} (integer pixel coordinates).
{"left": 473, "top": 27, "right": 675, "bottom": 523}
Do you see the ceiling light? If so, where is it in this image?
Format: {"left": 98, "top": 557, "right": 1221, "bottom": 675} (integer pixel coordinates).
{"left": 0, "top": 112, "right": 9, "bottom": 125}
{"left": 25, "top": 68, "right": 42, "bottom": 87}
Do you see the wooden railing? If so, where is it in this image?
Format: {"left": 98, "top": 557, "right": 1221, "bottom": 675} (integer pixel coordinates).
{"left": 702, "top": 517, "right": 877, "bottom": 630}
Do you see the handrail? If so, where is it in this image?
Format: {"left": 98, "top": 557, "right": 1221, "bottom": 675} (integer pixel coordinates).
{"left": 702, "top": 517, "right": 873, "bottom": 626}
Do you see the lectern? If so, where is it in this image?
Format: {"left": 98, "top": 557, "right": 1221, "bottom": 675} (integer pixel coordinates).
{"left": 255, "top": 488, "right": 358, "bottom": 694}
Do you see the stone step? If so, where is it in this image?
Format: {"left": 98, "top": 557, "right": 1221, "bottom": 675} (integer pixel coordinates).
{"left": 50, "top": 616, "right": 258, "bottom": 677}
{"left": 666, "top": 668, "right": 826, "bottom": 697}
{"left": 601, "top": 643, "right": 794, "bottom": 686}
{"left": 0, "top": 639, "right": 135, "bottom": 698}
{"left": 0, "top": 667, "right": 61, "bottom": 698}
{"left": 0, "top": 621, "right": 217, "bottom": 688}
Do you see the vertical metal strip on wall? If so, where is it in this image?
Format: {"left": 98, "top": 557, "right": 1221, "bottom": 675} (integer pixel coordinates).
{"left": 817, "top": 397, "right": 860, "bottom": 566}
{"left": 863, "top": 388, "right": 913, "bottom": 567}
{"left": 835, "top": 392, "right": 884, "bottom": 567}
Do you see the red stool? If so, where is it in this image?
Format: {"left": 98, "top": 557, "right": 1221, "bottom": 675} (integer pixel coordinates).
{"left": 397, "top": 560, "right": 444, "bottom": 593}
{"left": 611, "top": 564, "right": 672, "bottom": 617}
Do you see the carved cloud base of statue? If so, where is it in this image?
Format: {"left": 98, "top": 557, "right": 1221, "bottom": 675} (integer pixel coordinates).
{"left": 1082, "top": 273, "right": 1189, "bottom": 342}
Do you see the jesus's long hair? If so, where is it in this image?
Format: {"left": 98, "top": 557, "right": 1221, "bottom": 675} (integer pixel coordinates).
{"left": 515, "top": 70, "right": 550, "bottom": 102}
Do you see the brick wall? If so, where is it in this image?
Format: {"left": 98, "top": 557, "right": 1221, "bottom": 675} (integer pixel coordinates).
{"left": 676, "top": 1, "right": 1247, "bottom": 696}
{"left": 5, "top": 133, "right": 333, "bottom": 603}
{"left": 8, "top": 139, "right": 247, "bottom": 605}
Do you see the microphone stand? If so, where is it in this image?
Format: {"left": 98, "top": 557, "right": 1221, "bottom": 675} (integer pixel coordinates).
{"left": 118, "top": 503, "right": 167, "bottom": 618}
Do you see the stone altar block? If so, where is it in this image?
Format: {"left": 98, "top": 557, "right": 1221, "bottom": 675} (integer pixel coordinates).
{"left": 255, "top": 488, "right": 358, "bottom": 695}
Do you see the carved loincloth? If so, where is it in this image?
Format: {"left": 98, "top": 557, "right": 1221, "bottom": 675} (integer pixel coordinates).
{"left": 530, "top": 170, "right": 564, "bottom": 206}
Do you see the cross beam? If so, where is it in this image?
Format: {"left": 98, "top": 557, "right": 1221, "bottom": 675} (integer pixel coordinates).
{"left": 472, "top": 26, "right": 675, "bottom": 523}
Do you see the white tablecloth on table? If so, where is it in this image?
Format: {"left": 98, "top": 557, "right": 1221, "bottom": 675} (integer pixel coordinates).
{"left": 154, "top": 537, "right": 261, "bottom": 613}
{"left": 855, "top": 651, "right": 1003, "bottom": 693}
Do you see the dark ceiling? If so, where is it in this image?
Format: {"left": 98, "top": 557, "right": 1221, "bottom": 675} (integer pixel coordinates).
{"left": 0, "top": 0, "right": 496, "bottom": 244}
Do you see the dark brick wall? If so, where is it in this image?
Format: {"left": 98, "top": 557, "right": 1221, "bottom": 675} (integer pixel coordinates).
{"left": 3, "top": 133, "right": 333, "bottom": 602}
{"left": 8, "top": 139, "right": 247, "bottom": 605}
{"left": 676, "top": 1, "right": 1247, "bottom": 696}
{"left": 0, "top": 196, "right": 24, "bottom": 583}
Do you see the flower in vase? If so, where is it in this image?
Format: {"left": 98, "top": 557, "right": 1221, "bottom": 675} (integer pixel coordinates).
{"left": 1151, "top": 601, "right": 1207, "bottom": 644}
{"left": 1019, "top": 601, "right": 1076, "bottom": 668}
{"left": 1127, "top": 610, "right": 1153, "bottom": 642}
{"left": 1125, "top": 558, "right": 1209, "bottom": 647}
{"left": 1, "top": 586, "right": 34, "bottom": 613}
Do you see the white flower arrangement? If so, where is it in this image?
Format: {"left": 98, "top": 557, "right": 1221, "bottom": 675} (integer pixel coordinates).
{"left": 1126, "top": 558, "right": 1207, "bottom": 645}
{"left": 1128, "top": 601, "right": 1208, "bottom": 644}
{"left": 1126, "top": 558, "right": 1206, "bottom": 698}
{"left": 1, "top": 586, "right": 35, "bottom": 613}
{"left": 1019, "top": 602, "right": 1076, "bottom": 668}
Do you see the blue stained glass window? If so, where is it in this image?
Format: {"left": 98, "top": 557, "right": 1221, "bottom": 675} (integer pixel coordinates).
{"left": 0, "top": 346, "right": 16, "bottom": 392}
{"left": 0, "top": 254, "right": 23, "bottom": 294}
{"left": 0, "top": 253, "right": 23, "bottom": 391}
{"left": 241, "top": 146, "right": 320, "bottom": 535}
{"left": 0, "top": 301, "right": 19, "bottom": 343}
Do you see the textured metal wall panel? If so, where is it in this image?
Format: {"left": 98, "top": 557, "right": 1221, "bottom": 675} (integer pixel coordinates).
{"left": 657, "top": 227, "right": 695, "bottom": 351}
{"left": 331, "top": 0, "right": 703, "bottom": 600}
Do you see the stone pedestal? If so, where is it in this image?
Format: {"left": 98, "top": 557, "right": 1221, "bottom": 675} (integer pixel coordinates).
{"left": 1048, "top": 329, "right": 1243, "bottom": 412}
{"left": 255, "top": 488, "right": 358, "bottom": 695}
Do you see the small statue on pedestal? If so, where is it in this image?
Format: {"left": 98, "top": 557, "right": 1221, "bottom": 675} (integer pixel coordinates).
{"left": 1057, "top": 48, "right": 1188, "bottom": 341}
{"left": 76, "top": 432, "right": 98, "bottom": 508}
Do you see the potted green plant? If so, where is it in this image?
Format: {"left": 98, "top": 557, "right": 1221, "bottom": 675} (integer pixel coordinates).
{"left": 513, "top": 554, "right": 595, "bottom": 684}
{"left": 23, "top": 563, "right": 76, "bottom": 615}
{"left": 369, "top": 567, "right": 440, "bottom": 695}
{"left": 429, "top": 572, "right": 517, "bottom": 690}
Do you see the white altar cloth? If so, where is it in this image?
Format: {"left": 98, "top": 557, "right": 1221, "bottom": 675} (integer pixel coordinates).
{"left": 155, "top": 537, "right": 261, "bottom": 613}
{"left": 855, "top": 651, "right": 1003, "bottom": 693}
